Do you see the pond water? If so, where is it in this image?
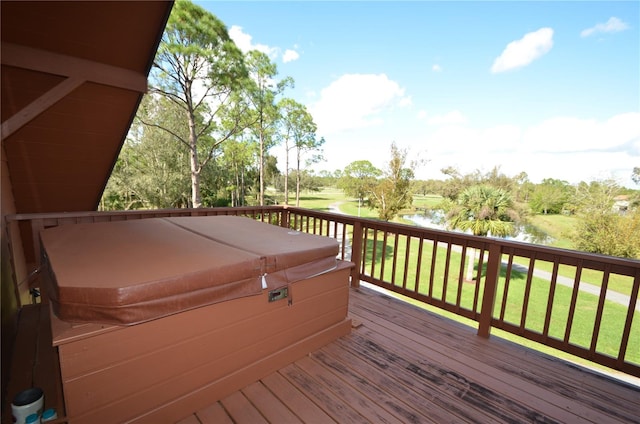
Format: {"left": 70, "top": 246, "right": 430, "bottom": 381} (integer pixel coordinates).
{"left": 403, "top": 210, "right": 552, "bottom": 245}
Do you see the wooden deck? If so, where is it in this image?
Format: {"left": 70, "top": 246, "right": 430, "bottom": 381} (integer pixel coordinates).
{"left": 177, "top": 285, "right": 640, "bottom": 424}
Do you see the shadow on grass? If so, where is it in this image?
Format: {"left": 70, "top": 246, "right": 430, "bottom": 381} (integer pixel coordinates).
{"left": 297, "top": 196, "right": 327, "bottom": 201}
{"left": 363, "top": 241, "right": 529, "bottom": 285}
{"left": 471, "top": 260, "right": 528, "bottom": 283}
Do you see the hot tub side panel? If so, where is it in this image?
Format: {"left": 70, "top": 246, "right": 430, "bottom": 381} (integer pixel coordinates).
{"left": 52, "top": 261, "right": 353, "bottom": 424}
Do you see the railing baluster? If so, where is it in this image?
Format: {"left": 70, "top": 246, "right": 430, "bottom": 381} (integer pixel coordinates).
{"left": 520, "top": 254, "right": 536, "bottom": 335}
{"left": 414, "top": 236, "right": 424, "bottom": 293}
{"left": 391, "top": 232, "right": 399, "bottom": 286}
{"left": 428, "top": 235, "right": 438, "bottom": 299}
{"left": 564, "top": 261, "right": 583, "bottom": 346}
{"left": 499, "top": 251, "right": 515, "bottom": 324}
{"left": 473, "top": 247, "right": 486, "bottom": 315}
{"left": 370, "top": 228, "right": 378, "bottom": 277}
{"left": 543, "top": 260, "right": 560, "bottom": 340}
{"left": 590, "top": 264, "right": 611, "bottom": 356}
{"left": 442, "top": 242, "right": 452, "bottom": 303}
{"left": 478, "top": 243, "right": 502, "bottom": 338}
{"left": 402, "top": 235, "right": 411, "bottom": 290}
{"left": 456, "top": 242, "right": 467, "bottom": 311}
{"left": 6, "top": 206, "right": 639, "bottom": 376}
{"left": 618, "top": 269, "right": 639, "bottom": 369}
{"left": 340, "top": 223, "right": 347, "bottom": 261}
{"left": 351, "top": 221, "right": 363, "bottom": 288}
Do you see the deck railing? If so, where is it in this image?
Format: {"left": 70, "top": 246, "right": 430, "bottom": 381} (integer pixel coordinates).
{"left": 6, "top": 206, "right": 640, "bottom": 377}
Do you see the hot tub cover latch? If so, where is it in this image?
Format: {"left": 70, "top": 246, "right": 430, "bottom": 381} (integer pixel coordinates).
{"left": 268, "top": 287, "right": 288, "bottom": 302}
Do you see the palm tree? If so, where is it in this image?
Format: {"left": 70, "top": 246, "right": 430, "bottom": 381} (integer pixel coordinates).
{"left": 446, "top": 185, "right": 520, "bottom": 281}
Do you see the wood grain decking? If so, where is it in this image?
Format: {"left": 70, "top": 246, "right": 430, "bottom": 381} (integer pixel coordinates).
{"left": 176, "top": 285, "right": 640, "bottom": 424}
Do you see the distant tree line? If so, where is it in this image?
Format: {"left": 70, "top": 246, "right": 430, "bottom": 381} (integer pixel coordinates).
{"left": 337, "top": 161, "right": 639, "bottom": 259}
{"left": 102, "top": 0, "right": 324, "bottom": 210}
{"left": 100, "top": 1, "right": 640, "bottom": 259}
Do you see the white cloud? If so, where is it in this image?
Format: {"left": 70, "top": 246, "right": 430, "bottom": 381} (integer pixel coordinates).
{"left": 520, "top": 113, "right": 640, "bottom": 154}
{"left": 309, "top": 74, "right": 411, "bottom": 134}
{"left": 432, "top": 64, "right": 442, "bottom": 72}
{"left": 581, "top": 17, "right": 629, "bottom": 37}
{"left": 417, "top": 112, "right": 640, "bottom": 184}
{"left": 491, "top": 27, "right": 554, "bottom": 73}
{"left": 425, "top": 110, "right": 468, "bottom": 126}
{"left": 229, "top": 25, "right": 301, "bottom": 64}
{"left": 228, "top": 25, "right": 277, "bottom": 58}
{"left": 283, "top": 49, "right": 300, "bottom": 63}
{"left": 308, "top": 111, "right": 639, "bottom": 186}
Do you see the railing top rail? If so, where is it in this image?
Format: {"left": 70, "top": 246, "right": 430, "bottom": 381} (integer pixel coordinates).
{"left": 5, "top": 206, "right": 286, "bottom": 222}
{"left": 5, "top": 205, "right": 639, "bottom": 376}
{"left": 286, "top": 206, "right": 640, "bottom": 271}
{"left": 7, "top": 206, "right": 640, "bottom": 272}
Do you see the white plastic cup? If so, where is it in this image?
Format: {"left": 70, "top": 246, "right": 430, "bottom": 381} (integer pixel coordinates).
{"left": 11, "top": 388, "right": 44, "bottom": 424}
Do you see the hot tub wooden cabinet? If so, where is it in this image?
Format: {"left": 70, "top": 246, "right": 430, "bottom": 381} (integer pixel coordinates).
{"left": 40, "top": 216, "right": 353, "bottom": 423}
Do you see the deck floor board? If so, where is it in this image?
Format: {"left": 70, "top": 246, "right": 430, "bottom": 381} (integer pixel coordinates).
{"left": 187, "top": 286, "right": 640, "bottom": 424}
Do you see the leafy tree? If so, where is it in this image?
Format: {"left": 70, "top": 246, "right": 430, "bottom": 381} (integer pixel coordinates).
{"left": 573, "top": 209, "right": 640, "bottom": 259}
{"left": 220, "top": 137, "right": 256, "bottom": 207}
{"left": 483, "top": 166, "right": 516, "bottom": 192}
{"left": 244, "top": 51, "right": 292, "bottom": 205}
{"left": 445, "top": 185, "right": 520, "bottom": 280}
{"left": 101, "top": 144, "right": 144, "bottom": 210}
{"left": 446, "top": 185, "right": 519, "bottom": 237}
{"left": 411, "top": 180, "right": 439, "bottom": 197}
{"left": 369, "top": 143, "right": 416, "bottom": 221}
{"left": 338, "top": 160, "right": 382, "bottom": 215}
{"left": 529, "top": 178, "right": 570, "bottom": 214}
{"left": 568, "top": 179, "right": 640, "bottom": 258}
{"left": 277, "top": 98, "right": 322, "bottom": 205}
{"left": 438, "top": 166, "right": 518, "bottom": 201}
{"left": 513, "top": 172, "right": 534, "bottom": 203}
{"left": 572, "top": 179, "right": 619, "bottom": 214}
{"left": 148, "top": 1, "right": 247, "bottom": 207}
{"left": 316, "top": 170, "right": 338, "bottom": 187}
{"left": 293, "top": 131, "right": 324, "bottom": 206}
{"left": 439, "top": 166, "right": 466, "bottom": 200}
{"left": 286, "top": 170, "right": 323, "bottom": 194}
{"left": 102, "top": 96, "right": 191, "bottom": 209}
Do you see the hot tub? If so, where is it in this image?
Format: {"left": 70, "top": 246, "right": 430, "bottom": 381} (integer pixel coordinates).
{"left": 40, "top": 216, "right": 353, "bottom": 423}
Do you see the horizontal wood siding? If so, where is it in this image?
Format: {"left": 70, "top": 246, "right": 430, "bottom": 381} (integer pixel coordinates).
{"left": 52, "top": 263, "right": 351, "bottom": 423}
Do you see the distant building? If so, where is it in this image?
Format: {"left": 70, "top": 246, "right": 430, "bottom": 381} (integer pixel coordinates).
{"left": 613, "top": 195, "right": 630, "bottom": 213}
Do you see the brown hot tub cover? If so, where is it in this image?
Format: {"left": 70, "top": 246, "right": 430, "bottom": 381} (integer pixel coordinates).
{"left": 165, "top": 216, "right": 340, "bottom": 286}
{"left": 40, "top": 216, "right": 340, "bottom": 325}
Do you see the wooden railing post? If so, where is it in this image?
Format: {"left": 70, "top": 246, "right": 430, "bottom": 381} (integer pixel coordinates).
{"left": 279, "top": 207, "right": 290, "bottom": 229}
{"left": 478, "top": 243, "right": 501, "bottom": 338}
{"left": 350, "top": 220, "right": 363, "bottom": 288}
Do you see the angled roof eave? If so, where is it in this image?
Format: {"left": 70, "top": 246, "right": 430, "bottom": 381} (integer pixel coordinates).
{"left": 1, "top": 1, "right": 174, "bottom": 214}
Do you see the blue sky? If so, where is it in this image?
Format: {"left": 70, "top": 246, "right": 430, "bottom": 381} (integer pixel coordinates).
{"left": 196, "top": 1, "right": 639, "bottom": 187}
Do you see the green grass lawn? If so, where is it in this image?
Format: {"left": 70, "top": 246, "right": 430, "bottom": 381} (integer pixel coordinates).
{"left": 362, "top": 232, "right": 639, "bottom": 367}
{"left": 411, "top": 194, "right": 445, "bottom": 209}
{"left": 295, "top": 187, "right": 639, "bottom": 372}
{"left": 299, "top": 190, "right": 635, "bottom": 296}
{"left": 377, "top": 287, "right": 639, "bottom": 377}
{"left": 527, "top": 213, "right": 577, "bottom": 250}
